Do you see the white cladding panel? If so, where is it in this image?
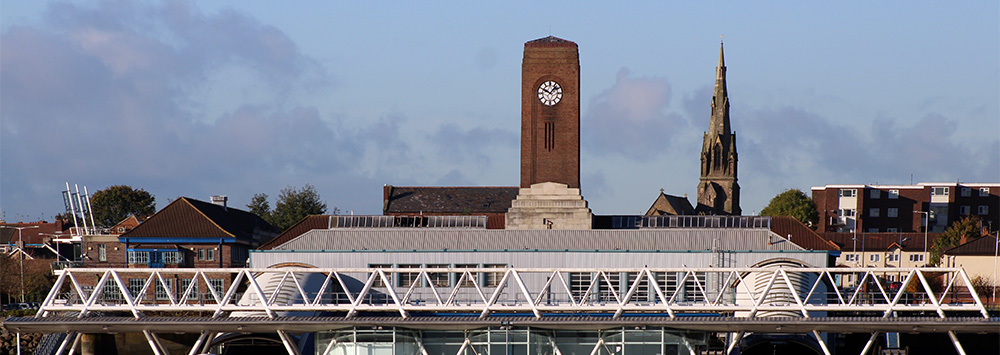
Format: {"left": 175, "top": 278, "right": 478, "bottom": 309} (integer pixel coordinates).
{"left": 250, "top": 250, "right": 829, "bottom": 269}
{"left": 272, "top": 228, "right": 807, "bottom": 252}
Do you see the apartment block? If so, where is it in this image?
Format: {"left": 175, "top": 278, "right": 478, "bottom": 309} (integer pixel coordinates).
{"left": 812, "top": 182, "right": 999, "bottom": 233}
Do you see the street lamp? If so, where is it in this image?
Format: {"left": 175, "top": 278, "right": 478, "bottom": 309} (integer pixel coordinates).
{"left": 914, "top": 211, "right": 929, "bottom": 256}
{"left": 1, "top": 225, "right": 40, "bottom": 303}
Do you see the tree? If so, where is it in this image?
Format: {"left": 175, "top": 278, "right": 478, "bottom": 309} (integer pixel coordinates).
{"left": 89, "top": 185, "right": 156, "bottom": 227}
{"left": 249, "top": 185, "right": 337, "bottom": 230}
{"left": 1, "top": 254, "right": 55, "bottom": 303}
{"left": 929, "top": 215, "right": 982, "bottom": 266}
{"left": 246, "top": 193, "right": 272, "bottom": 221}
{"left": 759, "top": 189, "right": 819, "bottom": 228}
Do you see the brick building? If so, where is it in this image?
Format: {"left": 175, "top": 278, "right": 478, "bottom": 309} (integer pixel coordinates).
{"left": 81, "top": 196, "right": 279, "bottom": 301}
{"left": 812, "top": 182, "right": 999, "bottom": 234}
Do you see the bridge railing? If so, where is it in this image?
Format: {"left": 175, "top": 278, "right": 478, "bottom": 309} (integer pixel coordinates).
{"left": 33, "top": 266, "right": 990, "bottom": 320}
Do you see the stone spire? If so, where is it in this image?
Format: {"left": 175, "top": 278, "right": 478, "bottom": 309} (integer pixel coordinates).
{"left": 708, "top": 42, "right": 730, "bottom": 139}
{"left": 697, "top": 41, "right": 741, "bottom": 215}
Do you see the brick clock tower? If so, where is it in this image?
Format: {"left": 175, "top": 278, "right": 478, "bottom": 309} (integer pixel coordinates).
{"left": 520, "top": 36, "right": 580, "bottom": 189}
{"left": 508, "top": 36, "right": 592, "bottom": 230}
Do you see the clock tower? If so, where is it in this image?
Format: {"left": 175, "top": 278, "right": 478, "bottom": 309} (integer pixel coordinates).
{"left": 508, "top": 36, "right": 591, "bottom": 230}
{"left": 520, "top": 36, "right": 580, "bottom": 188}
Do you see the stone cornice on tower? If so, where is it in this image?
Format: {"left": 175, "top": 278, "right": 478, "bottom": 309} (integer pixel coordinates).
{"left": 524, "top": 36, "right": 577, "bottom": 47}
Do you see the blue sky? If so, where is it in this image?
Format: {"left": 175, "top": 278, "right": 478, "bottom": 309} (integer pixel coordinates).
{"left": 2, "top": 1, "right": 998, "bottom": 222}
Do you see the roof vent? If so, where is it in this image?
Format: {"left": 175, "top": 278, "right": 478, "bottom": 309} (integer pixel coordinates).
{"left": 210, "top": 195, "right": 228, "bottom": 207}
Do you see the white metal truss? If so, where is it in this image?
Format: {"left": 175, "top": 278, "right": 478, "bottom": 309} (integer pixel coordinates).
{"left": 26, "top": 267, "right": 994, "bottom": 355}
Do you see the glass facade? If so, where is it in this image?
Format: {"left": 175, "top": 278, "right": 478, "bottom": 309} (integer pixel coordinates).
{"left": 316, "top": 327, "right": 708, "bottom": 355}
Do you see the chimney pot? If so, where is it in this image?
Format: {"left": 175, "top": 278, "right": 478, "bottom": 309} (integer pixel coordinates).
{"left": 210, "top": 195, "right": 228, "bottom": 207}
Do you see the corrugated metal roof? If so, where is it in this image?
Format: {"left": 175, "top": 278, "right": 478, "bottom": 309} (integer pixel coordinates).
{"left": 274, "top": 228, "right": 805, "bottom": 252}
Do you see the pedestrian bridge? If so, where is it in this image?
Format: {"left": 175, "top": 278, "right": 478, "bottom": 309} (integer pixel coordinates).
{"left": 2, "top": 267, "right": 996, "bottom": 355}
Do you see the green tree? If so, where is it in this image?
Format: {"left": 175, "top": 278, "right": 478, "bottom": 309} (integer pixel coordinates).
{"left": 251, "top": 185, "right": 337, "bottom": 230}
{"left": 90, "top": 185, "right": 156, "bottom": 227}
{"left": 929, "top": 215, "right": 982, "bottom": 266}
{"left": 759, "top": 189, "right": 819, "bottom": 228}
{"left": 246, "top": 193, "right": 272, "bottom": 221}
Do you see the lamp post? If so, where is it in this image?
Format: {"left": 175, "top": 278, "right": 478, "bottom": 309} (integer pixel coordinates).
{"left": 992, "top": 231, "right": 998, "bottom": 309}
{"left": 1, "top": 225, "right": 40, "bottom": 303}
{"left": 914, "top": 211, "right": 929, "bottom": 259}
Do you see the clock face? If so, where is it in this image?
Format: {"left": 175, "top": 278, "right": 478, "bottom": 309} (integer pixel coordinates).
{"left": 537, "top": 80, "right": 563, "bottom": 106}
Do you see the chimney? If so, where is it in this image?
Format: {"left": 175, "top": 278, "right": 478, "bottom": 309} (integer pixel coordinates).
{"left": 210, "top": 195, "right": 228, "bottom": 208}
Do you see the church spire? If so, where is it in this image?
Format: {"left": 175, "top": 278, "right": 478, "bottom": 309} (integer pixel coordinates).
{"left": 697, "top": 41, "right": 740, "bottom": 215}
{"left": 709, "top": 41, "right": 730, "bottom": 138}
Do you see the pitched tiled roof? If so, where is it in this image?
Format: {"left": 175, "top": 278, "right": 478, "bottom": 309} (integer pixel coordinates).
{"left": 645, "top": 192, "right": 695, "bottom": 216}
{"left": 258, "top": 215, "right": 332, "bottom": 250}
{"left": 121, "top": 197, "right": 278, "bottom": 241}
{"left": 769, "top": 217, "right": 839, "bottom": 251}
{"left": 0, "top": 221, "right": 69, "bottom": 244}
{"left": 945, "top": 235, "right": 998, "bottom": 256}
{"left": 820, "top": 232, "right": 939, "bottom": 252}
{"left": 383, "top": 186, "right": 519, "bottom": 214}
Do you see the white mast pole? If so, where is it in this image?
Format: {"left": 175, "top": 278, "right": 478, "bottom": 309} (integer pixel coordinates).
{"left": 83, "top": 186, "right": 97, "bottom": 232}
{"left": 74, "top": 184, "right": 89, "bottom": 235}
{"left": 65, "top": 182, "right": 80, "bottom": 236}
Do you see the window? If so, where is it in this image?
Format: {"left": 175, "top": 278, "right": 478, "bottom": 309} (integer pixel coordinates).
{"left": 231, "top": 246, "right": 248, "bottom": 263}
{"left": 961, "top": 188, "right": 972, "bottom": 197}
{"left": 909, "top": 254, "right": 925, "bottom": 262}
{"left": 208, "top": 279, "right": 225, "bottom": 298}
{"left": 625, "top": 272, "right": 650, "bottom": 302}
{"left": 960, "top": 206, "right": 971, "bottom": 215}
{"left": 484, "top": 264, "right": 507, "bottom": 287}
{"left": 868, "top": 228, "right": 879, "bottom": 233}
{"left": 569, "top": 272, "right": 591, "bottom": 299}
{"left": 870, "top": 254, "right": 880, "bottom": 262}
{"left": 454, "top": 264, "right": 479, "bottom": 287}
{"left": 980, "top": 187, "right": 991, "bottom": 197}
{"left": 887, "top": 208, "right": 898, "bottom": 218}
{"left": 103, "top": 282, "right": 123, "bottom": 301}
{"left": 97, "top": 244, "right": 107, "bottom": 262}
{"left": 838, "top": 209, "right": 856, "bottom": 217}
{"left": 931, "top": 187, "right": 949, "bottom": 196}
{"left": 845, "top": 254, "right": 859, "bottom": 262}
{"left": 127, "top": 251, "right": 149, "bottom": 265}
{"left": 198, "top": 248, "right": 215, "bottom": 261}
{"left": 979, "top": 206, "right": 990, "bottom": 215}
{"left": 368, "top": 264, "right": 392, "bottom": 287}
{"left": 657, "top": 272, "right": 680, "bottom": 300}
{"left": 163, "top": 251, "right": 182, "bottom": 264}
{"left": 870, "top": 189, "right": 881, "bottom": 199}
{"left": 869, "top": 208, "right": 880, "bottom": 217}
{"left": 598, "top": 272, "right": 621, "bottom": 302}
{"left": 888, "top": 190, "right": 899, "bottom": 199}
{"left": 397, "top": 264, "right": 421, "bottom": 288}
{"left": 427, "top": 264, "right": 450, "bottom": 287}
{"left": 683, "top": 272, "right": 707, "bottom": 302}
{"left": 128, "top": 278, "right": 145, "bottom": 299}
{"left": 888, "top": 254, "right": 900, "bottom": 262}
{"left": 839, "top": 189, "right": 857, "bottom": 197}
{"left": 179, "top": 278, "right": 198, "bottom": 300}
{"left": 887, "top": 228, "right": 898, "bottom": 232}
{"left": 155, "top": 279, "right": 173, "bottom": 300}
